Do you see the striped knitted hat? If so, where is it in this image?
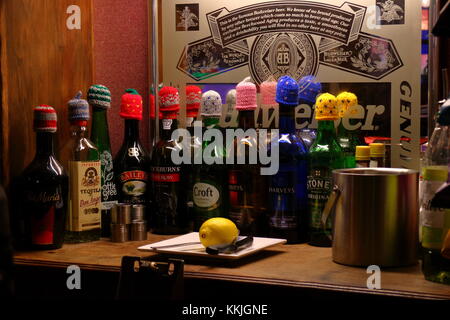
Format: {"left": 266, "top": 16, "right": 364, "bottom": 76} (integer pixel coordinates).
{"left": 159, "top": 86, "right": 180, "bottom": 119}
{"left": 260, "top": 78, "right": 277, "bottom": 108}
{"left": 88, "top": 84, "right": 111, "bottom": 109}
{"left": 201, "top": 90, "right": 222, "bottom": 117}
{"left": 68, "top": 91, "right": 90, "bottom": 122}
{"left": 120, "top": 89, "right": 143, "bottom": 120}
{"left": 34, "top": 105, "right": 57, "bottom": 132}
{"left": 186, "top": 85, "right": 202, "bottom": 118}
{"left": 235, "top": 80, "right": 257, "bottom": 111}
{"left": 276, "top": 75, "right": 299, "bottom": 106}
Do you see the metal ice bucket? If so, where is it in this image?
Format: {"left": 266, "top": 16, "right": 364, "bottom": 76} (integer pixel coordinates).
{"left": 325, "top": 168, "right": 419, "bottom": 267}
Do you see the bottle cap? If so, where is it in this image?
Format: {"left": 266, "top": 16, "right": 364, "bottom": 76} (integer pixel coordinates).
{"left": 260, "top": 78, "right": 277, "bottom": 108}
{"left": 68, "top": 91, "right": 90, "bottom": 123}
{"left": 88, "top": 84, "right": 111, "bottom": 109}
{"left": 336, "top": 92, "right": 358, "bottom": 118}
{"left": 355, "top": 146, "right": 370, "bottom": 161}
{"left": 275, "top": 75, "right": 299, "bottom": 106}
{"left": 159, "top": 86, "right": 180, "bottom": 119}
{"left": 33, "top": 105, "right": 57, "bottom": 133}
{"left": 201, "top": 90, "right": 222, "bottom": 117}
{"left": 423, "top": 167, "right": 448, "bottom": 182}
{"left": 186, "top": 85, "right": 202, "bottom": 118}
{"left": 235, "top": 80, "right": 257, "bottom": 111}
{"left": 315, "top": 93, "right": 339, "bottom": 121}
{"left": 298, "top": 75, "right": 322, "bottom": 104}
{"left": 369, "top": 143, "right": 385, "bottom": 157}
{"left": 120, "top": 89, "right": 143, "bottom": 120}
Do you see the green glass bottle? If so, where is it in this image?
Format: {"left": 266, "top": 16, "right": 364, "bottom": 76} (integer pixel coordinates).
{"left": 336, "top": 92, "right": 359, "bottom": 169}
{"left": 308, "top": 93, "right": 344, "bottom": 247}
{"left": 88, "top": 85, "right": 118, "bottom": 238}
{"left": 193, "top": 90, "right": 228, "bottom": 230}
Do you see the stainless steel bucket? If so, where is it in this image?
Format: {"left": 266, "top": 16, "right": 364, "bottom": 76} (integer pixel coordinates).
{"left": 326, "top": 168, "right": 419, "bottom": 267}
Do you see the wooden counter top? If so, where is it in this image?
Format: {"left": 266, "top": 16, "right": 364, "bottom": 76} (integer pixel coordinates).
{"left": 13, "top": 233, "right": 450, "bottom": 300}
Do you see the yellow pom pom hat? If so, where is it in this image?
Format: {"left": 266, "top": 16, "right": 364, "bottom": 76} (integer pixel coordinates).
{"left": 315, "top": 93, "right": 338, "bottom": 121}
{"left": 336, "top": 92, "right": 358, "bottom": 118}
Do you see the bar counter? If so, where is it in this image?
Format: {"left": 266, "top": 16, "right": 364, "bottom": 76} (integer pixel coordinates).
{"left": 13, "top": 233, "right": 450, "bottom": 301}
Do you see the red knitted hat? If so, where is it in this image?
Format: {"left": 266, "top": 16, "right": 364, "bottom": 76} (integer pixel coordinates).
{"left": 186, "top": 85, "right": 202, "bottom": 118}
{"left": 34, "top": 105, "right": 57, "bottom": 132}
{"left": 159, "top": 86, "right": 180, "bottom": 119}
{"left": 120, "top": 89, "right": 143, "bottom": 120}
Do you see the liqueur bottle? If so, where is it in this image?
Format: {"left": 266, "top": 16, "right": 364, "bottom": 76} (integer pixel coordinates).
{"left": 65, "top": 92, "right": 102, "bottom": 243}
{"left": 268, "top": 76, "right": 309, "bottom": 243}
{"left": 308, "top": 93, "right": 344, "bottom": 247}
{"left": 114, "top": 89, "right": 150, "bottom": 210}
{"left": 336, "top": 92, "right": 359, "bottom": 168}
{"left": 88, "top": 85, "right": 118, "bottom": 237}
{"left": 228, "top": 80, "right": 268, "bottom": 236}
{"left": 151, "top": 86, "right": 189, "bottom": 234}
{"left": 12, "top": 106, "right": 68, "bottom": 250}
{"left": 297, "top": 75, "right": 322, "bottom": 149}
{"left": 193, "top": 90, "right": 228, "bottom": 230}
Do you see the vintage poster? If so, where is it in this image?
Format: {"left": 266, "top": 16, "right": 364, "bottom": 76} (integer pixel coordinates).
{"left": 161, "top": 0, "right": 422, "bottom": 169}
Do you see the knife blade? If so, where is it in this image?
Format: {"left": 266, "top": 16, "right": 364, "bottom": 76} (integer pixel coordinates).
{"left": 206, "top": 236, "right": 254, "bottom": 255}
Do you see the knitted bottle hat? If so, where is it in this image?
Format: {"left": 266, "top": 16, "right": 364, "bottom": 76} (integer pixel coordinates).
{"left": 68, "top": 91, "right": 90, "bottom": 123}
{"left": 315, "top": 93, "right": 339, "bottom": 121}
{"left": 201, "top": 90, "right": 222, "bottom": 117}
{"left": 186, "top": 85, "right": 202, "bottom": 118}
{"left": 298, "top": 75, "right": 322, "bottom": 104}
{"left": 159, "top": 86, "right": 180, "bottom": 119}
{"left": 120, "top": 89, "right": 143, "bottom": 120}
{"left": 275, "top": 75, "right": 299, "bottom": 106}
{"left": 235, "top": 80, "right": 257, "bottom": 111}
{"left": 87, "top": 84, "right": 111, "bottom": 109}
{"left": 226, "top": 89, "right": 236, "bottom": 112}
{"left": 336, "top": 91, "right": 358, "bottom": 118}
{"left": 34, "top": 105, "right": 57, "bottom": 133}
{"left": 260, "top": 78, "right": 277, "bottom": 108}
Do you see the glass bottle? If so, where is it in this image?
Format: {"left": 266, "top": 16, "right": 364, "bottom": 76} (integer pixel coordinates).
{"left": 355, "top": 146, "right": 370, "bottom": 168}
{"left": 308, "top": 93, "right": 344, "bottom": 247}
{"left": 369, "top": 143, "right": 386, "bottom": 168}
{"left": 336, "top": 92, "right": 359, "bottom": 168}
{"left": 151, "top": 86, "right": 189, "bottom": 234}
{"left": 88, "top": 85, "right": 118, "bottom": 237}
{"left": 12, "top": 105, "right": 68, "bottom": 250}
{"left": 65, "top": 92, "right": 102, "bottom": 243}
{"left": 192, "top": 90, "right": 228, "bottom": 230}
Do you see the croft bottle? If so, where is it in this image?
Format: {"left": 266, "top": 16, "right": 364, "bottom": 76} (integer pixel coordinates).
{"left": 12, "top": 105, "right": 68, "bottom": 250}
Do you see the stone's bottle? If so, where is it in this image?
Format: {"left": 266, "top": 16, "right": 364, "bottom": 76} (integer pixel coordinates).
{"left": 88, "top": 84, "right": 118, "bottom": 237}
{"left": 114, "top": 89, "right": 150, "bottom": 209}
{"left": 12, "top": 106, "right": 68, "bottom": 250}
{"left": 355, "top": 146, "right": 370, "bottom": 168}
{"left": 336, "top": 92, "right": 359, "bottom": 169}
{"left": 151, "top": 86, "right": 189, "bottom": 234}
{"left": 369, "top": 143, "right": 385, "bottom": 168}
{"left": 308, "top": 93, "right": 344, "bottom": 247}
{"left": 65, "top": 92, "right": 102, "bottom": 243}
{"left": 268, "top": 104, "right": 308, "bottom": 243}
{"left": 193, "top": 90, "right": 228, "bottom": 230}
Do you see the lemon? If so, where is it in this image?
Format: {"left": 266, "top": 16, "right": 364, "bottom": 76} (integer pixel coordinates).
{"left": 198, "top": 217, "right": 239, "bottom": 248}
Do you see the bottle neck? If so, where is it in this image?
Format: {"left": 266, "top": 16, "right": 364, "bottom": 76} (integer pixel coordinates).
{"left": 71, "top": 124, "right": 87, "bottom": 138}
{"left": 91, "top": 108, "right": 111, "bottom": 149}
{"left": 124, "top": 119, "right": 140, "bottom": 141}
{"left": 203, "top": 116, "right": 220, "bottom": 128}
{"left": 35, "top": 132, "right": 54, "bottom": 158}
{"left": 279, "top": 104, "right": 296, "bottom": 134}
{"left": 160, "top": 118, "right": 178, "bottom": 140}
{"left": 238, "top": 110, "right": 255, "bottom": 130}
{"left": 316, "top": 120, "right": 337, "bottom": 141}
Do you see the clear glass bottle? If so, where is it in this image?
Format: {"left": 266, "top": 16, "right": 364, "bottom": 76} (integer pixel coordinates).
{"left": 355, "top": 146, "right": 370, "bottom": 168}
{"left": 369, "top": 143, "right": 385, "bottom": 168}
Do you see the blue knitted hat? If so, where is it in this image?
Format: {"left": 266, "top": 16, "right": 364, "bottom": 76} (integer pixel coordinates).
{"left": 275, "top": 75, "right": 299, "bottom": 106}
{"left": 298, "top": 75, "right": 322, "bottom": 104}
{"left": 68, "top": 91, "right": 90, "bottom": 122}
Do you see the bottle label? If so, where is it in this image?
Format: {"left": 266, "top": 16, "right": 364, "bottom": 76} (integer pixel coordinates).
{"left": 193, "top": 182, "right": 220, "bottom": 209}
{"left": 151, "top": 166, "right": 181, "bottom": 182}
{"left": 100, "top": 150, "right": 118, "bottom": 210}
{"left": 307, "top": 175, "right": 332, "bottom": 231}
{"left": 119, "top": 170, "right": 148, "bottom": 200}
{"left": 422, "top": 207, "right": 450, "bottom": 250}
{"left": 68, "top": 161, "right": 102, "bottom": 232}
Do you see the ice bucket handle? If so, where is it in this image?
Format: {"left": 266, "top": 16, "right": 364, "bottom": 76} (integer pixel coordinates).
{"left": 321, "top": 185, "right": 341, "bottom": 240}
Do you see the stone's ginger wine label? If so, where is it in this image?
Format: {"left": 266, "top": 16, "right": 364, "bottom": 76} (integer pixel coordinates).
{"left": 67, "top": 161, "right": 102, "bottom": 232}
{"left": 307, "top": 173, "right": 333, "bottom": 238}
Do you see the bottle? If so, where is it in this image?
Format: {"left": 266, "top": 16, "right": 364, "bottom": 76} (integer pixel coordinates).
{"left": 192, "top": 90, "right": 228, "bottom": 230}
{"left": 65, "top": 92, "right": 102, "bottom": 243}
{"left": 308, "top": 93, "right": 344, "bottom": 247}
{"left": 12, "top": 105, "right": 68, "bottom": 249}
{"left": 421, "top": 104, "right": 450, "bottom": 285}
{"left": 228, "top": 80, "right": 268, "bottom": 236}
{"left": 336, "top": 92, "right": 359, "bottom": 168}
{"left": 267, "top": 76, "right": 308, "bottom": 243}
{"left": 88, "top": 85, "right": 118, "bottom": 237}
{"left": 151, "top": 86, "right": 189, "bottom": 234}
{"left": 114, "top": 89, "right": 150, "bottom": 210}
{"left": 297, "top": 75, "right": 322, "bottom": 149}
{"left": 369, "top": 143, "right": 386, "bottom": 167}
{"left": 355, "top": 146, "right": 370, "bottom": 168}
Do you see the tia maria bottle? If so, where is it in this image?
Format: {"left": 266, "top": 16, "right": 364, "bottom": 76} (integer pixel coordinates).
{"left": 151, "top": 86, "right": 189, "bottom": 234}
{"left": 267, "top": 76, "right": 309, "bottom": 243}
{"left": 114, "top": 89, "right": 150, "bottom": 209}
{"left": 12, "top": 105, "right": 68, "bottom": 250}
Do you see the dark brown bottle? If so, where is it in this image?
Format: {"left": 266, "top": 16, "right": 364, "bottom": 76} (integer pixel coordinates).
{"left": 11, "top": 106, "right": 68, "bottom": 250}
